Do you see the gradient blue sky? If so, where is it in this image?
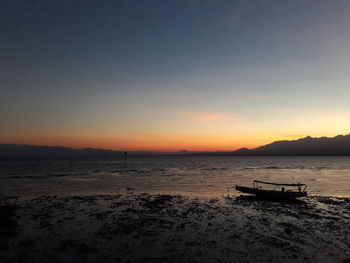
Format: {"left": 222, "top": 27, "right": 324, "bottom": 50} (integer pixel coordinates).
{"left": 1, "top": 0, "right": 350, "bottom": 150}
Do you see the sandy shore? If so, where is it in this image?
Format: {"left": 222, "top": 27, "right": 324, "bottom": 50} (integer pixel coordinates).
{"left": 1, "top": 194, "right": 349, "bottom": 263}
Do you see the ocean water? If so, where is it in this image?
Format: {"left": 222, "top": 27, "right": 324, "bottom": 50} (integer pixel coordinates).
{"left": 0, "top": 156, "right": 349, "bottom": 198}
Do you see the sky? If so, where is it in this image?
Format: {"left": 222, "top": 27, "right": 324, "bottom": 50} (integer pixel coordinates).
{"left": 1, "top": 0, "right": 350, "bottom": 151}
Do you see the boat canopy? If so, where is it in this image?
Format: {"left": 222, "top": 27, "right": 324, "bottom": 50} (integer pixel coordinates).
{"left": 253, "top": 180, "right": 306, "bottom": 186}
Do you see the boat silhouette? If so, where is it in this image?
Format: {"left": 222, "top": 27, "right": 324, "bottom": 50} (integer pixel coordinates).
{"left": 235, "top": 180, "right": 307, "bottom": 199}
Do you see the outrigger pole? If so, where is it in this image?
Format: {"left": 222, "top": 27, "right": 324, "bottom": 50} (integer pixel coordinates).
{"left": 253, "top": 180, "right": 307, "bottom": 191}
{"left": 253, "top": 180, "right": 306, "bottom": 186}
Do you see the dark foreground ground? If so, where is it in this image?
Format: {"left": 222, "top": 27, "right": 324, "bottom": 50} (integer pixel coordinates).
{"left": 1, "top": 194, "right": 349, "bottom": 263}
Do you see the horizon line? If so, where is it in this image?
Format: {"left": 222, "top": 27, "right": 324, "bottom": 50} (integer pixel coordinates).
{"left": 1, "top": 133, "right": 349, "bottom": 153}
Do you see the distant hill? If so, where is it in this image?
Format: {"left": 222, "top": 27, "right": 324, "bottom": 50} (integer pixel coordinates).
{"left": 0, "top": 144, "right": 187, "bottom": 160}
{"left": 0, "top": 144, "right": 124, "bottom": 160}
{"left": 1, "top": 134, "right": 350, "bottom": 159}
{"left": 232, "top": 134, "right": 350, "bottom": 155}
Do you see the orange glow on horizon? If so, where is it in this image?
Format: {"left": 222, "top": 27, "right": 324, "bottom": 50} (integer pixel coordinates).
{"left": 1, "top": 132, "right": 267, "bottom": 152}
{"left": 3, "top": 130, "right": 348, "bottom": 152}
{"left": 0, "top": 134, "right": 308, "bottom": 152}
{"left": 0, "top": 140, "right": 260, "bottom": 152}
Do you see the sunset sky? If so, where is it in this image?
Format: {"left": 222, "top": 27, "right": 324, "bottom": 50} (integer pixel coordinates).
{"left": 1, "top": 0, "right": 350, "bottom": 151}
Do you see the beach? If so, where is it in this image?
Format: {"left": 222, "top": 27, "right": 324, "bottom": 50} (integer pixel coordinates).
{"left": 3, "top": 0, "right": 350, "bottom": 262}
{"left": 1, "top": 193, "right": 349, "bottom": 263}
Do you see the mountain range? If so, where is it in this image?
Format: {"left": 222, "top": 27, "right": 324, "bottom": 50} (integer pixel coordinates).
{"left": 231, "top": 134, "right": 350, "bottom": 155}
{"left": 1, "top": 134, "right": 350, "bottom": 159}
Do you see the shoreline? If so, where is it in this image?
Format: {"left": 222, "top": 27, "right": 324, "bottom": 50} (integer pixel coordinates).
{"left": 1, "top": 193, "right": 350, "bottom": 262}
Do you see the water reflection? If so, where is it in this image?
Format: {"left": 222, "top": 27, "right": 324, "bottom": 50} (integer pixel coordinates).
{"left": 1, "top": 156, "right": 350, "bottom": 198}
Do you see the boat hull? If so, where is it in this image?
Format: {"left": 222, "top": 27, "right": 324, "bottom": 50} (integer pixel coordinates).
{"left": 235, "top": 185, "right": 307, "bottom": 199}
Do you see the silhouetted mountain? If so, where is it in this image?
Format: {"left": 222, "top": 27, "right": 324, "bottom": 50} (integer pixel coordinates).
{"left": 233, "top": 134, "right": 350, "bottom": 155}
{"left": 232, "top": 147, "right": 250, "bottom": 154}
{"left": 0, "top": 144, "right": 194, "bottom": 160}
{"left": 1, "top": 134, "right": 350, "bottom": 159}
{"left": 0, "top": 144, "right": 123, "bottom": 160}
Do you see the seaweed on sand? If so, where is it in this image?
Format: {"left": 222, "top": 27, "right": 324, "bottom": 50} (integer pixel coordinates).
{"left": 0, "top": 204, "right": 20, "bottom": 239}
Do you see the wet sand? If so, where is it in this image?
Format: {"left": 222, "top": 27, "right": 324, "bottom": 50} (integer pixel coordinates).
{"left": 1, "top": 194, "right": 349, "bottom": 263}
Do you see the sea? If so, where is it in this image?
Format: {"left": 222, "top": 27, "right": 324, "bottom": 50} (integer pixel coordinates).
{"left": 1, "top": 156, "right": 349, "bottom": 199}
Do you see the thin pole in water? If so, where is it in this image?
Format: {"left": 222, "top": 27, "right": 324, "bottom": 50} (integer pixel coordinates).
{"left": 124, "top": 152, "right": 128, "bottom": 163}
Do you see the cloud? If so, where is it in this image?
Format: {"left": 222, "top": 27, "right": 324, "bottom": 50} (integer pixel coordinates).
{"left": 276, "top": 108, "right": 295, "bottom": 114}
{"left": 182, "top": 112, "right": 236, "bottom": 124}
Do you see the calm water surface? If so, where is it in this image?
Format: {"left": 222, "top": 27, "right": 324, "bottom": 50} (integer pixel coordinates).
{"left": 1, "top": 156, "right": 349, "bottom": 198}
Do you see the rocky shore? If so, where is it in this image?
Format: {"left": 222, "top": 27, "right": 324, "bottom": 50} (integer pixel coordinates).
{"left": 1, "top": 194, "right": 349, "bottom": 262}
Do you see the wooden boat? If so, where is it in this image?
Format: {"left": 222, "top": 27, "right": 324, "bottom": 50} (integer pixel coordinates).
{"left": 235, "top": 180, "right": 307, "bottom": 199}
